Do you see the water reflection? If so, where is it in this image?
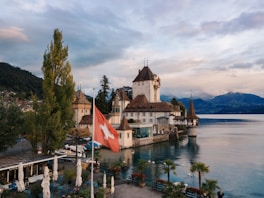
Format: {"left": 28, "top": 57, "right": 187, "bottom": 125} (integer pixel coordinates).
{"left": 99, "top": 135, "right": 201, "bottom": 185}
{"left": 186, "top": 137, "right": 199, "bottom": 163}
{"left": 98, "top": 115, "right": 264, "bottom": 197}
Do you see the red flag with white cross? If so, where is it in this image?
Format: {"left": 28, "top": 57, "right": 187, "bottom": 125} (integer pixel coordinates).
{"left": 94, "top": 106, "right": 120, "bottom": 153}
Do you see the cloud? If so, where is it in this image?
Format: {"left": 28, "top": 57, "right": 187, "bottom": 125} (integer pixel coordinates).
{"left": 255, "top": 59, "right": 264, "bottom": 69}
{"left": 41, "top": 5, "right": 144, "bottom": 68}
{"left": 1, "top": 0, "right": 264, "bottom": 98}
{"left": 14, "top": 0, "right": 47, "bottom": 13}
{"left": 0, "top": 27, "right": 28, "bottom": 41}
{"left": 229, "top": 62, "right": 253, "bottom": 69}
{"left": 161, "top": 11, "right": 264, "bottom": 37}
{"left": 209, "top": 11, "right": 264, "bottom": 34}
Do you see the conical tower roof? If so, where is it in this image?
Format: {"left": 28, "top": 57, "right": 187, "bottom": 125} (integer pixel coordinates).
{"left": 187, "top": 99, "right": 199, "bottom": 119}
{"left": 73, "top": 90, "right": 91, "bottom": 104}
{"left": 117, "top": 116, "right": 132, "bottom": 130}
{"left": 133, "top": 66, "right": 154, "bottom": 82}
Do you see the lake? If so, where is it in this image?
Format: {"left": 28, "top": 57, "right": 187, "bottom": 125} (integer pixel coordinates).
{"left": 99, "top": 114, "right": 264, "bottom": 197}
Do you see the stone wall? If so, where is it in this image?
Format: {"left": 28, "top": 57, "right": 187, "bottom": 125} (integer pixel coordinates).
{"left": 132, "top": 134, "right": 168, "bottom": 147}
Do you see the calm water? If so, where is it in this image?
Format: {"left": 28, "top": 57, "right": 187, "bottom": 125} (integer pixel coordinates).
{"left": 100, "top": 114, "right": 264, "bottom": 197}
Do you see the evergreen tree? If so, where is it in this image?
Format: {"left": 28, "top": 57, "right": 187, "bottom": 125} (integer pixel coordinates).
{"left": 171, "top": 97, "right": 186, "bottom": 116}
{"left": 96, "top": 75, "right": 111, "bottom": 114}
{"left": 27, "top": 29, "right": 75, "bottom": 154}
{"left": 171, "top": 97, "right": 178, "bottom": 106}
{"left": 108, "top": 88, "right": 116, "bottom": 112}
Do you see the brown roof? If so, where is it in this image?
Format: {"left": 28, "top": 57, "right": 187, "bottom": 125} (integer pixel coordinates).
{"left": 117, "top": 89, "right": 130, "bottom": 101}
{"left": 79, "top": 114, "right": 93, "bottom": 125}
{"left": 79, "top": 113, "right": 111, "bottom": 125}
{"left": 174, "top": 116, "right": 186, "bottom": 121}
{"left": 187, "top": 99, "right": 199, "bottom": 119}
{"left": 129, "top": 95, "right": 149, "bottom": 105}
{"left": 124, "top": 95, "right": 181, "bottom": 112}
{"left": 73, "top": 90, "right": 91, "bottom": 104}
{"left": 133, "top": 66, "right": 155, "bottom": 82}
{"left": 117, "top": 116, "right": 132, "bottom": 130}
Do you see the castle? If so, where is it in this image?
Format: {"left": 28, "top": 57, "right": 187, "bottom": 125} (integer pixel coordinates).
{"left": 73, "top": 66, "right": 198, "bottom": 148}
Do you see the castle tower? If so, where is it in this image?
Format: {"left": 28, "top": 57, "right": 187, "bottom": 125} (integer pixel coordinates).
{"left": 187, "top": 98, "right": 199, "bottom": 127}
{"left": 132, "top": 66, "right": 160, "bottom": 102}
{"left": 72, "top": 90, "right": 91, "bottom": 127}
{"left": 117, "top": 116, "right": 133, "bottom": 148}
{"left": 110, "top": 94, "right": 121, "bottom": 125}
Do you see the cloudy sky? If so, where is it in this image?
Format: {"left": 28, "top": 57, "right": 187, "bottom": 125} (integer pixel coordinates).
{"left": 1, "top": 0, "right": 264, "bottom": 98}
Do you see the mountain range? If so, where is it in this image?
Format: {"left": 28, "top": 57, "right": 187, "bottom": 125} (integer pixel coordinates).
{"left": 161, "top": 93, "right": 264, "bottom": 114}
{"left": 1, "top": 62, "right": 264, "bottom": 114}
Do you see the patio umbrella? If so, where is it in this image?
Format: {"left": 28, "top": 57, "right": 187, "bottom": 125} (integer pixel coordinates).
{"left": 41, "top": 166, "right": 50, "bottom": 198}
{"left": 103, "top": 171, "right": 106, "bottom": 188}
{"left": 75, "top": 158, "right": 82, "bottom": 187}
{"left": 17, "top": 162, "right": 25, "bottom": 192}
{"left": 110, "top": 176, "right": 115, "bottom": 194}
{"left": 53, "top": 155, "right": 58, "bottom": 181}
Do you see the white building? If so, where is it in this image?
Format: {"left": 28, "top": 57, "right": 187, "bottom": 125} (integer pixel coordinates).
{"left": 132, "top": 66, "right": 161, "bottom": 103}
{"left": 74, "top": 65, "right": 198, "bottom": 147}
{"left": 124, "top": 66, "right": 183, "bottom": 134}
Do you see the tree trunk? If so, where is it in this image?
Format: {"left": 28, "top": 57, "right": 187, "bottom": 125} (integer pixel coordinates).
{"left": 198, "top": 172, "right": 201, "bottom": 189}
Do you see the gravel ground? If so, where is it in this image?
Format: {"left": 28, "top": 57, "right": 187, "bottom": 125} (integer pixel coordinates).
{"left": 113, "top": 183, "right": 163, "bottom": 198}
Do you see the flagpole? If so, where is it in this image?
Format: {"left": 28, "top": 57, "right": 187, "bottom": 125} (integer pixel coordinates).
{"left": 90, "top": 88, "right": 95, "bottom": 198}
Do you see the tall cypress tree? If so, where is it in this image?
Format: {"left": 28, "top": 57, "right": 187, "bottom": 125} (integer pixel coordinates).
{"left": 38, "top": 29, "right": 75, "bottom": 153}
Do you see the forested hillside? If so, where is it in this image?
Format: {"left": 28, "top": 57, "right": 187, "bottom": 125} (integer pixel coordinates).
{"left": 0, "top": 62, "right": 43, "bottom": 98}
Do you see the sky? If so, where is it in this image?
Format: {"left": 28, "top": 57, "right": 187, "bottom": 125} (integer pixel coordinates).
{"left": 1, "top": 0, "right": 264, "bottom": 98}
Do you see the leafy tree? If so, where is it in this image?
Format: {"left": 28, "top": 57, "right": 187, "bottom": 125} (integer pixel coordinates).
{"left": 26, "top": 29, "right": 75, "bottom": 154}
{"left": 96, "top": 75, "right": 111, "bottom": 114}
{"left": 163, "top": 159, "right": 176, "bottom": 183}
{"left": 23, "top": 110, "right": 40, "bottom": 152}
{"left": 190, "top": 162, "right": 210, "bottom": 190}
{"left": 202, "top": 179, "right": 219, "bottom": 198}
{"left": 0, "top": 101, "right": 24, "bottom": 152}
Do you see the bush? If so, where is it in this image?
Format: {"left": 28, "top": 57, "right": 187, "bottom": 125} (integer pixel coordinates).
{"left": 30, "top": 184, "right": 42, "bottom": 198}
{"left": 64, "top": 169, "right": 76, "bottom": 185}
{"left": 95, "top": 187, "right": 106, "bottom": 198}
{"left": 79, "top": 188, "right": 90, "bottom": 197}
{"left": 1, "top": 189, "right": 11, "bottom": 198}
{"left": 82, "top": 170, "right": 90, "bottom": 181}
{"left": 13, "top": 193, "right": 27, "bottom": 198}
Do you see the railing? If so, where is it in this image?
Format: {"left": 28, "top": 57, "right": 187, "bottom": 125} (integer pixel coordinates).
{"left": 151, "top": 181, "right": 166, "bottom": 192}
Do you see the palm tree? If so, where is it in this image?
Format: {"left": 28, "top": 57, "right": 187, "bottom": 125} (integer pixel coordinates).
{"left": 190, "top": 162, "right": 209, "bottom": 190}
{"left": 202, "top": 179, "right": 219, "bottom": 198}
{"left": 136, "top": 159, "right": 149, "bottom": 184}
{"left": 163, "top": 159, "right": 176, "bottom": 183}
{"left": 162, "top": 182, "right": 185, "bottom": 198}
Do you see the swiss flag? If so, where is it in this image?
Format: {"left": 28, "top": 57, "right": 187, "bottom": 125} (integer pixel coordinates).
{"left": 94, "top": 106, "right": 120, "bottom": 153}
